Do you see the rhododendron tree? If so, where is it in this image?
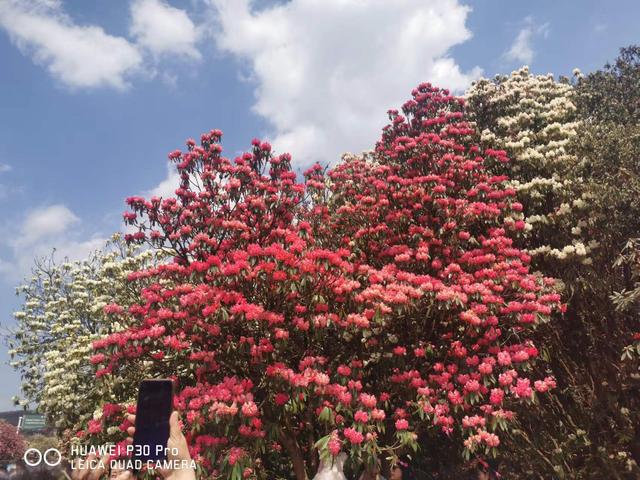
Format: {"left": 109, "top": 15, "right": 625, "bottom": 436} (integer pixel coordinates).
{"left": 330, "top": 86, "right": 564, "bottom": 476}
{"left": 7, "top": 235, "right": 163, "bottom": 436}
{"left": 83, "top": 86, "right": 561, "bottom": 480}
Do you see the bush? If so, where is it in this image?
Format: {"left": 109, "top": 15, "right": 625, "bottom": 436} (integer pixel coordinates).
{"left": 0, "top": 420, "right": 26, "bottom": 466}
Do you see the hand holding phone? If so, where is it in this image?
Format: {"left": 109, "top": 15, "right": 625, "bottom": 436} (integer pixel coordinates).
{"left": 127, "top": 411, "right": 195, "bottom": 480}
{"left": 126, "top": 380, "right": 195, "bottom": 480}
{"left": 133, "top": 379, "right": 173, "bottom": 462}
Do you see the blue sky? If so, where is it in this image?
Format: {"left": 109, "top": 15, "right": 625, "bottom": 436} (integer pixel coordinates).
{"left": 0, "top": 0, "right": 638, "bottom": 411}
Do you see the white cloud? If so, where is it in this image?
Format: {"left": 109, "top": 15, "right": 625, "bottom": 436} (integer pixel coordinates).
{"left": 145, "top": 163, "right": 181, "bottom": 198}
{"left": 207, "top": 0, "right": 481, "bottom": 167}
{"left": 0, "top": 0, "right": 142, "bottom": 89}
{"left": 0, "top": 204, "right": 107, "bottom": 283}
{"left": 0, "top": 236, "right": 107, "bottom": 284}
{"left": 504, "top": 16, "right": 549, "bottom": 65}
{"left": 17, "top": 205, "right": 79, "bottom": 246}
{"left": 39, "top": 236, "right": 107, "bottom": 266}
{"left": 0, "top": 163, "right": 21, "bottom": 200}
{"left": 130, "top": 0, "right": 201, "bottom": 59}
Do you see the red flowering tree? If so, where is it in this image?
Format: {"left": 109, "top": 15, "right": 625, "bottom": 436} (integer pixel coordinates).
{"left": 86, "top": 85, "right": 561, "bottom": 479}
{"left": 0, "top": 420, "right": 26, "bottom": 465}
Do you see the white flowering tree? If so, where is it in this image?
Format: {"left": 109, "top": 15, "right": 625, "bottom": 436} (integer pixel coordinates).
{"left": 7, "top": 235, "right": 162, "bottom": 435}
{"left": 466, "top": 67, "right": 597, "bottom": 271}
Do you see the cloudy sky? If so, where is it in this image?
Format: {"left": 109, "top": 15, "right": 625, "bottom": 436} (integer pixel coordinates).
{"left": 0, "top": 0, "right": 637, "bottom": 410}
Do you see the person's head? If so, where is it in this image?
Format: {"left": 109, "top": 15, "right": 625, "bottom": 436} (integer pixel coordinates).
{"left": 476, "top": 457, "right": 499, "bottom": 480}
{"left": 110, "top": 465, "right": 131, "bottom": 479}
{"left": 30, "top": 469, "right": 56, "bottom": 480}
{"left": 7, "top": 468, "right": 31, "bottom": 480}
{"left": 360, "top": 464, "right": 381, "bottom": 480}
{"left": 390, "top": 466, "right": 403, "bottom": 480}
{"left": 392, "top": 454, "right": 419, "bottom": 480}
{"left": 477, "top": 468, "right": 499, "bottom": 480}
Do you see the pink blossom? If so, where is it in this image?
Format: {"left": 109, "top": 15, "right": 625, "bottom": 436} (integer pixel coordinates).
{"left": 395, "top": 419, "right": 409, "bottom": 430}
{"left": 371, "top": 409, "right": 386, "bottom": 421}
{"left": 359, "top": 393, "right": 377, "bottom": 409}
{"left": 464, "top": 379, "right": 481, "bottom": 393}
{"left": 328, "top": 433, "right": 342, "bottom": 456}
{"left": 489, "top": 388, "right": 504, "bottom": 405}
{"left": 343, "top": 427, "right": 364, "bottom": 444}
{"left": 354, "top": 410, "right": 369, "bottom": 423}
{"left": 241, "top": 401, "right": 259, "bottom": 417}
{"left": 512, "top": 378, "right": 533, "bottom": 399}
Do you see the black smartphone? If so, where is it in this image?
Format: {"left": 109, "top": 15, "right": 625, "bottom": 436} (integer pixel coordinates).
{"left": 133, "top": 379, "right": 174, "bottom": 463}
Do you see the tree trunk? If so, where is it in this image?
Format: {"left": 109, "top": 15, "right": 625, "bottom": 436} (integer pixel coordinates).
{"left": 280, "top": 431, "right": 308, "bottom": 480}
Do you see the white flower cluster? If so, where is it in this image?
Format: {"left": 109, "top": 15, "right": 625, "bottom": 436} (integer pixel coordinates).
{"left": 9, "top": 234, "right": 162, "bottom": 433}
{"left": 528, "top": 239, "right": 600, "bottom": 263}
{"left": 466, "top": 67, "right": 593, "bottom": 263}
